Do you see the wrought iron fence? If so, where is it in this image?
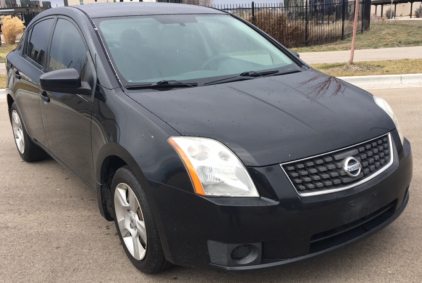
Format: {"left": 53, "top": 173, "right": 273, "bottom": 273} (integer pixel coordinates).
{"left": 211, "top": 0, "right": 371, "bottom": 48}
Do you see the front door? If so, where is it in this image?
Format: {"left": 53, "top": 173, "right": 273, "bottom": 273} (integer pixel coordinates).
{"left": 40, "top": 18, "right": 97, "bottom": 186}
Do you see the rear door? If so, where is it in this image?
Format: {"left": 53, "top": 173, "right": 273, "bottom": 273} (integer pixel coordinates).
{"left": 40, "top": 17, "right": 97, "bottom": 186}
{"left": 10, "top": 18, "right": 55, "bottom": 148}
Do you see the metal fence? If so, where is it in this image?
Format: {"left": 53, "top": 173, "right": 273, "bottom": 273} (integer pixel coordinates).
{"left": 211, "top": 1, "right": 371, "bottom": 48}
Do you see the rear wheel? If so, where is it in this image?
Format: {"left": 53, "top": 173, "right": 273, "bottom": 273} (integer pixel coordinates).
{"left": 112, "top": 166, "right": 171, "bottom": 274}
{"left": 10, "top": 103, "right": 47, "bottom": 162}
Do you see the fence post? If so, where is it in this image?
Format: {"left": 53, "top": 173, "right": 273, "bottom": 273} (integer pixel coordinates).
{"left": 341, "top": 0, "right": 346, "bottom": 40}
{"left": 252, "top": 1, "right": 255, "bottom": 25}
{"left": 305, "top": 0, "right": 309, "bottom": 46}
{"left": 361, "top": 0, "right": 364, "bottom": 33}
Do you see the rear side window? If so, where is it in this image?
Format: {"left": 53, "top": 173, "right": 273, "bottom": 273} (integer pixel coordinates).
{"left": 25, "top": 19, "right": 54, "bottom": 66}
{"left": 48, "top": 19, "right": 88, "bottom": 74}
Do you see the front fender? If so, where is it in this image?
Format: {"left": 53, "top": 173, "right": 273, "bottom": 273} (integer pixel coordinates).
{"left": 94, "top": 142, "right": 176, "bottom": 262}
{"left": 95, "top": 142, "right": 148, "bottom": 218}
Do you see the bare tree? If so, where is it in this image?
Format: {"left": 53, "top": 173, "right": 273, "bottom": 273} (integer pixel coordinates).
{"left": 348, "top": 0, "right": 360, "bottom": 65}
{"left": 183, "top": 0, "right": 213, "bottom": 6}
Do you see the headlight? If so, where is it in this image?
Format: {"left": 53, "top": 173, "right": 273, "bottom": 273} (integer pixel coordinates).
{"left": 374, "top": 96, "right": 403, "bottom": 144}
{"left": 168, "top": 137, "right": 259, "bottom": 197}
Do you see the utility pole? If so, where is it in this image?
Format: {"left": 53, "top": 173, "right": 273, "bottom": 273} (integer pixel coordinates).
{"left": 348, "top": 0, "right": 360, "bottom": 65}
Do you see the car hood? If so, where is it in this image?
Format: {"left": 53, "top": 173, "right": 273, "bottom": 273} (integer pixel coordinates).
{"left": 127, "top": 69, "right": 395, "bottom": 167}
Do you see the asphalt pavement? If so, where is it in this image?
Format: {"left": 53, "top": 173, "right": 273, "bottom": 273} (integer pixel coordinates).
{"left": 0, "top": 87, "right": 421, "bottom": 283}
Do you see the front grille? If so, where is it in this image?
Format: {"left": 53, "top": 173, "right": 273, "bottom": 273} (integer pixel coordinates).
{"left": 281, "top": 133, "right": 393, "bottom": 197}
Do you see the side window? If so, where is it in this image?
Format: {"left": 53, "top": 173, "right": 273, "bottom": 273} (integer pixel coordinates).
{"left": 48, "top": 19, "right": 88, "bottom": 74}
{"left": 24, "top": 19, "right": 54, "bottom": 66}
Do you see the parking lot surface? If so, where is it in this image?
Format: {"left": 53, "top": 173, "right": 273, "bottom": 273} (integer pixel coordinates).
{"left": 1, "top": 88, "right": 421, "bottom": 283}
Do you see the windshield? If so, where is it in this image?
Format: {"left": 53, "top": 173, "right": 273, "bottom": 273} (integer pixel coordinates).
{"left": 97, "top": 14, "right": 300, "bottom": 87}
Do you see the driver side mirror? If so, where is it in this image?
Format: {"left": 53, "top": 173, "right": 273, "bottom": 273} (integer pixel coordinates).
{"left": 291, "top": 51, "right": 300, "bottom": 58}
{"left": 39, "top": 68, "right": 91, "bottom": 96}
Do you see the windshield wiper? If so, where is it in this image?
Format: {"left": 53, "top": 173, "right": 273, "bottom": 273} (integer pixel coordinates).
{"left": 126, "top": 80, "right": 198, "bottom": 90}
{"left": 204, "top": 76, "right": 255, "bottom": 86}
{"left": 240, "top": 70, "right": 280, "bottom": 77}
{"left": 269, "top": 69, "right": 301, "bottom": 77}
{"left": 205, "top": 70, "right": 282, "bottom": 86}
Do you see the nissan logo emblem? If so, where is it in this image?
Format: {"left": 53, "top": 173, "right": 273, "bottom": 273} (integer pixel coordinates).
{"left": 343, "top": 157, "right": 362, "bottom": 177}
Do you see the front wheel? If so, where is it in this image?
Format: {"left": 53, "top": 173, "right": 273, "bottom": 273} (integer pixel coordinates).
{"left": 111, "top": 166, "right": 171, "bottom": 274}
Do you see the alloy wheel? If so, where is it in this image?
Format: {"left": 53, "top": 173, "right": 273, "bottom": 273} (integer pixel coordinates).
{"left": 11, "top": 110, "right": 25, "bottom": 154}
{"left": 114, "top": 183, "right": 147, "bottom": 260}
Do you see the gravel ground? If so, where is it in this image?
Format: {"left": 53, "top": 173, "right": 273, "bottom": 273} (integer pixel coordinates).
{"left": 0, "top": 88, "right": 421, "bottom": 283}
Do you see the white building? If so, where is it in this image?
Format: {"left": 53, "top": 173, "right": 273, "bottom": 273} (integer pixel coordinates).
{"left": 371, "top": 2, "right": 422, "bottom": 18}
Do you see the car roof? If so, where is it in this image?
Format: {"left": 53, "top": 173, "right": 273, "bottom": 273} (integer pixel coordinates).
{"left": 71, "top": 3, "right": 225, "bottom": 19}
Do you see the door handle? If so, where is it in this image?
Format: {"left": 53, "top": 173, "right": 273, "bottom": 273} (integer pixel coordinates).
{"left": 14, "top": 70, "right": 21, "bottom": 79}
{"left": 39, "top": 91, "right": 50, "bottom": 103}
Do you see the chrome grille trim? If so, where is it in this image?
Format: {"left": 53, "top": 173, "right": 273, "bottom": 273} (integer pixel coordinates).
{"left": 280, "top": 133, "right": 394, "bottom": 197}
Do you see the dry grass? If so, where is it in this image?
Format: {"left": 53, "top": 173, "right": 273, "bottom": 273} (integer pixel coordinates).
{"left": 251, "top": 11, "right": 306, "bottom": 47}
{"left": 1, "top": 16, "right": 24, "bottom": 45}
{"left": 249, "top": 10, "right": 356, "bottom": 48}
{"left": 0, "top": 43, "right": 17, "bottom": 63}
{"left": 293, "top": 21, "right": 422, "bottom": 52}
{"left": 312, "top": 59, "right": 422, "bottom": 77}
{"left": 0, "top": 74, "right": 7, "bottom": 89}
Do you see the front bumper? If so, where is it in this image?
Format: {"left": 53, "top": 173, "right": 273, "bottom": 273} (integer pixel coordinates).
{"left": 148, "top": 134, "right": 413, "bottom": 270}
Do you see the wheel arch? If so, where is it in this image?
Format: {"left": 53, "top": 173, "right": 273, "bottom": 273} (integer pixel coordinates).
{"left": 95, "top": 142, "right": 148, "bottom": 221}
{"left": 95, "top": 142, "right": 173, "bottom": 262}
{"left": 7, "top": 94, "right": 14, "bottom": 120}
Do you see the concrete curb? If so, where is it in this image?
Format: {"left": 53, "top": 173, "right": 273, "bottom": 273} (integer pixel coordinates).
{"left": 339, "top": 74, "right": 422, "bottom": 89}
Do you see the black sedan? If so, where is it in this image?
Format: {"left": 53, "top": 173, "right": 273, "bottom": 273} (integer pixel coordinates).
{"left": 5, "top": 3, "right": 412, "bottom": 274}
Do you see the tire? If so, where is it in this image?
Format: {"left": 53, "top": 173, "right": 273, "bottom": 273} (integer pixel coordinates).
{"left": 111, "top": 166, "right": 171, "bottom": 274}
{"left": 10, "top": 103, "right": 47, "bottom": 162}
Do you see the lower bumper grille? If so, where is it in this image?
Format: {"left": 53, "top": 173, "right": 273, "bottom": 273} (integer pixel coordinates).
{"left": 281, "top": 133, "right": 393, "bottom": 197}
{"left": 309, "top": 200, "right": 397, "bottom": 253}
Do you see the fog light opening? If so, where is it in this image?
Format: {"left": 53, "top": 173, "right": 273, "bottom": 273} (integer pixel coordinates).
{"left": 231, "top": 245, "right": 251, "bottom": 260}
{"left": 230, "top": 244, "right": 259, "bottom": 265}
